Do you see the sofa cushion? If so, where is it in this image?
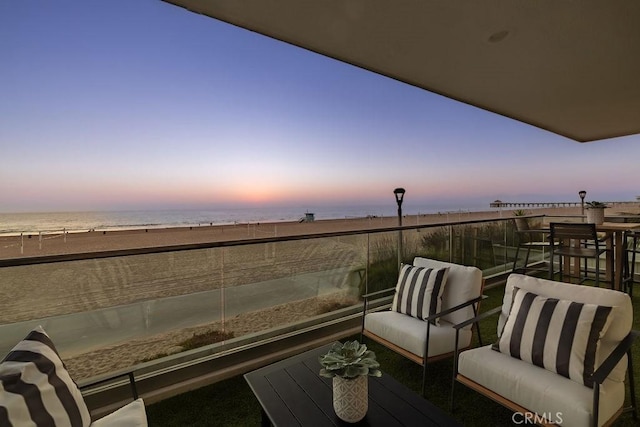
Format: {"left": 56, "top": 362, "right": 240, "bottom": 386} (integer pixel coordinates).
{"left": 91, "top": 398, "right": 147, "bottom": 427}
{"left": 493, "top": 288, "right": 612, "bottom": 388}
{"left": 413, "top": 257, "right": 482, "bottom": 327}
{"left": 391, "top": 264, "right": 449, "bottom": 324}
{"left": 0, "top": 326, "right": 91, "bottom": 427}
{"left": 364, "top": 311, "right": 472, "bottom": 358}
{"left": 458, "top": 345, "right": 624, "bottom": 427}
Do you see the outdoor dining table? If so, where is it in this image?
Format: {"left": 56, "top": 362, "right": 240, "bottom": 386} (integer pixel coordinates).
{"left": 595, "top": 222, "right": 640, "bottom": 290}
{"left": 545, "top": 222, "right": 640, "bottom": 291}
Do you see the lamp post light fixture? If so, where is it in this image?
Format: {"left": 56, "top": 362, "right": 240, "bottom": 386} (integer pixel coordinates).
{"left": 394, "top": 188, "right": 406, "bottom": 225}
{"left": 393, "top": 188, "right": 406, "bottom": 270}
{"left": 579, "top": 190, "right": 587, "bottom": 220}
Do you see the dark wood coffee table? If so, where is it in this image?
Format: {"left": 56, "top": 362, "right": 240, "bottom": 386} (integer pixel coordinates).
{"left": 244, "top": 343, "right": 461, "bottom": 426}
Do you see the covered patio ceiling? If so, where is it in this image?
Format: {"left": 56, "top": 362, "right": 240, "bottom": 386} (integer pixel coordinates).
{"left": 161, "top": 1, "right": 640, "bottom": 143}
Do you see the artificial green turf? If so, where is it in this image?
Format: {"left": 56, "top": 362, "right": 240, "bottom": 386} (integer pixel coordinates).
{"left": 146, "top": 283, "right": 640, "bottom": 426}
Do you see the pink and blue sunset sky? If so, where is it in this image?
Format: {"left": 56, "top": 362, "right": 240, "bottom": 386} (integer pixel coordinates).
{"left": 2, "top": 1, "right": 639, "bottom": 214}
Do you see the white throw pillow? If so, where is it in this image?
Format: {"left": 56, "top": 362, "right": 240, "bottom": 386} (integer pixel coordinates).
{"left": 0, "top": 325, "right": 91, "bottom": 426}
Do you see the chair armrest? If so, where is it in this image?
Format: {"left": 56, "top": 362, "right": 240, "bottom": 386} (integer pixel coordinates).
{"left": 515, "top": 229, "right": 550, "bottom": 243}
{"left": 515, "top": 228, "right": 549, "bottom": 234}
{"left": 362, "top": 287, "right": 395, "bottom": 300}
{"left": 79, "top": 369, "right": 138, "bottom": 400}
{"left": 423, "top": 295, "right": 486, "bottom": 323}
{"left": 453, "top": 305, "right": 502, "bottom": 331}
{"left": 591, "top": 330, "right": 639, "bottom": 385}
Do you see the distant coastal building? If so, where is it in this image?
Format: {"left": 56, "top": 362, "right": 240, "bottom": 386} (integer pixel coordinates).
{"left": 299, "top": 212, "right": 315, "bottom": 222}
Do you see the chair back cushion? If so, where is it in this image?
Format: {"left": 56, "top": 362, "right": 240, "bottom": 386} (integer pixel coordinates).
{"left": 499, "top": 274, "right": 632, "bottom": 383}
{"left": 0, "top": 326, "right": 91, "bottom": 427}
{"left": 391, "top": 264, "right": 449, "bottom": 324}
{"left": 413, "top": 257, "right": 483, "bottom": 327}
{"left": 493, "top": 287, "right": 612, "bottom": 388}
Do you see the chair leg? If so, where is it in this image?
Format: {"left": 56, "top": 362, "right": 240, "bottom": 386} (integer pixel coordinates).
{"left": 450, "top": 375, "right": 456, "bottom": 413}
{"left": 473, "top": 304, "right": 483, "bottom": 347}
{"left": 558, "top": 255, "right": 564, "bottom": 282}
{"left": 513, "top": 243, "right": 522, "bottom": 273}
{"left": 593, "top": 383, "right": 600, "bottom": 427}
{"left": 450, "top": 328, "right": 461, "bottom": 413}
{"left": 421, "top": 362, "right": 427, "bottom": 396}
{"left": 360, "top": 298, "right": 369, "bottom": 343}
{"left": 629, "top": 237, "right": 637, "bottom": 297}
{"left": 628, "top": 348, "right": 638, "bottom": 420}
{"left": 422, "top": 324, "right": 431, "bottom": 396}
{"left": 522, "top": 246, "right": 532, "bottom": 274}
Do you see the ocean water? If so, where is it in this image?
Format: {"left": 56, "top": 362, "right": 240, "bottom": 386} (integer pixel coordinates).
{"left": 0, "top": 203, "right": 489, "bottom": 236}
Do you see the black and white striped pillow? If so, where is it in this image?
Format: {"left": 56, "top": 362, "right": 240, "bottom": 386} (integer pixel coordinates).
{"left": 391, "top": 264, "right": 449, "bottom": 324}
{"left": 0, "top": 326, "right": 91, "bottom": 427}
{"left": 492, "top": 288, "right": 612, "bottom": 388}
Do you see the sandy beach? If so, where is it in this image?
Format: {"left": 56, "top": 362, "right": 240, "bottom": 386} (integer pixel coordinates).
{"left": 2, "top": 203, "right": 639, "bottom": 380}
{"left": 6, "top": 204, "right": 638, "bottom": 260}
{"left": 0, "top": 211, "right": 502, "bottom": 259}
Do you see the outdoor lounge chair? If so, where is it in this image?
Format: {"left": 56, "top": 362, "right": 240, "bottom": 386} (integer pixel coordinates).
{"left": 0, "top": 325, "right": 147, "bottom": 426}
{"left": 361, "top": 257, "right": 484, "bottom": 395}
{"left": 452, "top": 274, "right": 638, "bottom": 427}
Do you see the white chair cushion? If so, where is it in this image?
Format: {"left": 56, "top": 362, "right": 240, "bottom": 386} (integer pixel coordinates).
{"left": 458, "top": 345, "right": 624, "bottom": 427}
{"left": 413, "top": 257, "right": 482, "bottom": 327}
{"left": 91, "top": 398, "right": 147, "bottom": 427}
{"left": 391, "top": 264, "right": 449, "bottom": 324}
{"left": 364, "top": 311, "right": 471, "bottom": 358}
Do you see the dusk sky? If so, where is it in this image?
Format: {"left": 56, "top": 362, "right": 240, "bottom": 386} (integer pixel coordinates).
{"left": 2, "top": 1, "right": 639, "bottom": 214}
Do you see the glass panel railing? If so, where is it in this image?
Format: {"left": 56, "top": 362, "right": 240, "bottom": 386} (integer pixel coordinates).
{"left": 366, "top": 230, "right": 400, "bottom": 295}
{"left": 1, "top": 216, "right": 543, "bottom": 382}
{"left": 0, "top": 249, "right": 225, "bottom": 379}
{"left": 218, "top": 235, "right": 367, "bottom": 339}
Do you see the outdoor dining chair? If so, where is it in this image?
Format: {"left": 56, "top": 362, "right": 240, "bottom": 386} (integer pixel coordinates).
{"left": 511, "top": 218, "right": 550, "bottom": 275}
{"left": 549, "top": 222, "right": 607, "bottom": 287}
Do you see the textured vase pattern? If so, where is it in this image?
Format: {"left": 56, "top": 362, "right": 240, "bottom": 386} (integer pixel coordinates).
{"left": 586, "top": 208, "right": 605, "bottom": 225}
{"left": 333, "top": 375, "right": 368, "bottom": 423}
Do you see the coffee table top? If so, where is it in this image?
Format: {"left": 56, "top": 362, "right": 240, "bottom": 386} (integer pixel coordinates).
{"left": 244, "top": 342, "right": 461, "bottom": 426}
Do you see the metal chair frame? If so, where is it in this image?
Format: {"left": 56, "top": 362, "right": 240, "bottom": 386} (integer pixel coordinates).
{"left": 548, "top": 222, "right": 608, "bottom": 287}
{"left": 622, "top": 230, "right": 640, "bottom": 296}
{"left": 512, "top": 219, "right": 550, "bottom": 275}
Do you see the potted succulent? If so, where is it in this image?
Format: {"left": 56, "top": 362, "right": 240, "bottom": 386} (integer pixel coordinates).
{"left": 319, "top": 341, "right": 381, "bottom": 423}
{"left": 585, "top": 201, "right": 608, "bottom": 225}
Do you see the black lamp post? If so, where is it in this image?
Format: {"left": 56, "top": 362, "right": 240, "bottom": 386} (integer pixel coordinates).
{"left": 394, "top": 188, "right": 406, "bottom": 270}
{"left": 394, "top": 188, "right": 405, "bottom": 225}
{"left": 579, "top": 190, "right": 587, "bottom": 220}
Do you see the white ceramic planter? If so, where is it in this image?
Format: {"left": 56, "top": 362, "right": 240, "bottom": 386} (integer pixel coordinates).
{"left": 332, "top": 375, "right": 368, "bottom": 423}
{"left": 586, "top": 208, "right": 605, "bottom": 225}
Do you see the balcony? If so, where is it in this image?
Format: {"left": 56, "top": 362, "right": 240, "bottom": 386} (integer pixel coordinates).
{"left": 1, "top": 214, "right": 638, "bottom": 424}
